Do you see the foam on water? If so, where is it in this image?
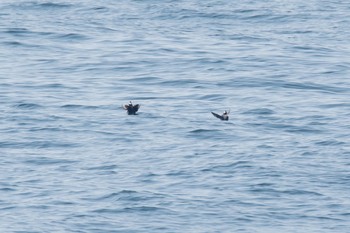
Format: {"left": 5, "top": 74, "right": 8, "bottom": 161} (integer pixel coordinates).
{"left": 1, "top": 0, "right": 350, "bottom": 232}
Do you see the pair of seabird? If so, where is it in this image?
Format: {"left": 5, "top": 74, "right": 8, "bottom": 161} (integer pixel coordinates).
{"left": 123, "top": 101, "right": 230, "bottom": 121}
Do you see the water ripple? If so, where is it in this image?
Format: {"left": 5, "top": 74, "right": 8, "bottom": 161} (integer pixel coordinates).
{"left": 1, "top": 0, "right": 350, "bottom": 232}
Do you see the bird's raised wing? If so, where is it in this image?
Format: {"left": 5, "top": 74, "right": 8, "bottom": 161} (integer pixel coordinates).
{"left": 132, "top": 104, "right": 140, "bottom": 113}
{"left": 211, "top": 112, "right": 223, "bottom": 120}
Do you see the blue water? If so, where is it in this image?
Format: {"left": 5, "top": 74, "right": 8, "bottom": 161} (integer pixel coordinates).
{"left": 1, "top": 0, "right": 350, "bottom": 232}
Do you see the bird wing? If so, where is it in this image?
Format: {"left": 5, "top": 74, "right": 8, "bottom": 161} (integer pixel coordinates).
{"left": 211, "top": 112, "right": 223, "bottom": 120}
{"left": 133, "top": 104, "right": 140, "bottom": 111}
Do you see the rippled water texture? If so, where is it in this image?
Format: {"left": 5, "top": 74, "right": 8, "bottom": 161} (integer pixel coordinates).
{"left": 1, "top": 0, "right": 350, "bottom": 232}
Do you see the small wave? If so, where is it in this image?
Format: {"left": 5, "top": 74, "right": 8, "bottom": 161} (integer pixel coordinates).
{"left": 4, "top": 27, "right": 55, "bottom": 38}
{"left": 2, "top": 41, "right": 23, "bottom": 46}
{"left": 89, "top": 6, "right": 109, "bottom": 11}
{"left": 281, "top": 189, "right": 323, "bottom": 196}
{"left": 252, "top": 182, "right": 274, "bottom": 187}
{"left": 218, "top": 79, "right": 348, "bottom": 94}
{"left": 315, "top": 140, "right": 345, "bottom": 146}
{"left": 56, "top": 33, "right": 89, "bottom": 41}
{"left": 89, "top": 190, "right": 167, "bottom": 204}
{"left": 0, "top": 187, "right": 16, "bottom": 192}
{"left": 319, "top": 103, "right": 350, "bottom": 109}
{"left": 13, "top": 2, "right": 73, "bottom": 10}
{"left": 285, "top": 126, "right": 323, "bottom": 134}
{"left": 189, "top": 129, "right": 221, "bottom": 134}
{"left": 78, "top": 6, "right": 110, "bottom": 13}
{"left": 279, "top": 81, "right": 346, "bottom": 93}
{"left": 0, "top": 141, "right": 79, "bottom": 149}
{"left": 0, "top": 206, "right": 16, "bottom": 211}
{"left": 244, "top": 13, "right": 290, "bottom": 22}
{"left": 93, "top": 205, "right": 171, "bottom": 214}
{"left": 60, "top": 104, "right": 98, "bottom": 109}
{"left": 24, "top": 157, "right": 78, "bottom": 166}
{"left": 87, "top": 190, "right": 136, "bottom": 201}
{"left": 49, "top": 200, "right": 75, "bottom": 206}
{"left": 199, "top": 94, "right": 225, "bottom": 101}
{"left": 86, "top": 165, "right": 118, "bottom": 171}
{"left": 280, "top": 30, "right": 315, "bottom": 35}
{"left": 90, "top": 192, "right": 129, "bottom": 201}
{"left": 166, "top": 170, "right": 191, "bottom": 177}
{"left": 37, "top": 2, "right": 73, "bottom": 8}
{"left": 292, "top": 45, "right": 334, "bottom": 54}
{"left": 202, "top": 161, "right": 253, "bottom": 173}
{"left": 38, "top": 83, "right": 66, "bottom": 89}
{"left": 192, "top": 12, "right": 235, "bottom": 20}
{"left": 160, "top": 79, "right": 200, "bottom": 87}
{"left": 191, "top": 57, "right": 229, "bottom": 65}
{"left": 3, "top": 41, "right": 41, "bottom": 49}
{"left": 216, "top": 33, "right": 268, "bottom": 42}
{"left": 124, "top": 76, "right": 162, "bottom": 84}
{"left": 90, "top": 208, "right": 120, "bottom": 214}
{"left": 83, "top": 164, "right": 118, "bottom": 175}
{"left": 15, "top": 103, "right": 42, "bottom": 109}
{"left": 124, "top": 206, "right": 168, "bottom": 213}
{"left": 263, "top": 123, "right": 323, "bottom": 134}
{"left": 4, "top": 27, "right": 29, "bottom": 35}
{"left": 243, "top": 108, "right": 275, "bottom": 115}
{"left": 187, "top": 128, "right": 231, "bottom": 140}
{"left": 251, "top": 187, "right": 323, "bottom": 197}
{"left": 28, "top": 127, "right": 64, "bottom": 133}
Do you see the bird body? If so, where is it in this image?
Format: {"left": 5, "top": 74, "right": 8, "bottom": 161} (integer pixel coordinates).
{"left": 211, "top": 111, "right": 229, "bottom": 121}
{"left": 123, "top": 101, "right": 140, "bottom": 115}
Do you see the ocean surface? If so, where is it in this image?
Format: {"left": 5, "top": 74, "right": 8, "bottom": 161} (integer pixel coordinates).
{"left": 1, "top": 0, "right": 350, "bottom": 232}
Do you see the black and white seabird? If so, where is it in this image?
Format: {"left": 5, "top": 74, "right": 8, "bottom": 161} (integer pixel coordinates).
{"left": 211, "top": 110, "right": 229, "bottom": 121}
{"left": 123, "top": 101, "right": 140, "bottom": 115}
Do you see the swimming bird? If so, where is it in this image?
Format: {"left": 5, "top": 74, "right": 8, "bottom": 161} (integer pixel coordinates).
{"left": 211, "top": 110, "right": 229, "bottom": 121}
{"left": 123, "top": 101, "right": 140, "bottom": 115}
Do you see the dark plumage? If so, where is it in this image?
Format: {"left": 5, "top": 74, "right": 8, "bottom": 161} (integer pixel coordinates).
{"left": 123, "top": 101, "right": 140, "bottom": 115}
{"left": 211, "top": 110, "right": 229, "bottom": 121}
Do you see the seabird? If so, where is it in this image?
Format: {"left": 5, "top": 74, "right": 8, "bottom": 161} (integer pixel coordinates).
{"left": 123, "top": 101, "right": 140, "bottom": 115}
{"left": 211, "top": 110, "right": 229, "bottom": 121}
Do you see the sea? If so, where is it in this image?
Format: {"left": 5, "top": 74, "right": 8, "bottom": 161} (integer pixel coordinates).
{"left": 1, "top": 0, "right": 350, "bottom": 232}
